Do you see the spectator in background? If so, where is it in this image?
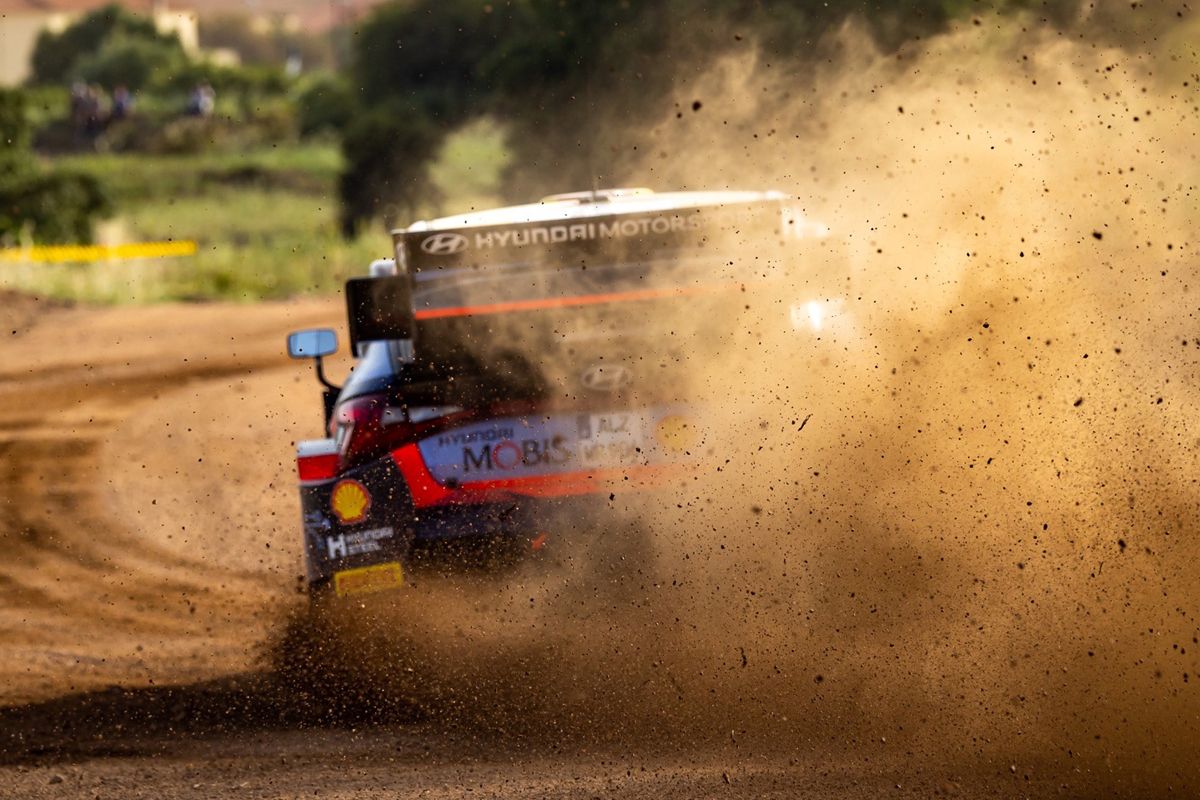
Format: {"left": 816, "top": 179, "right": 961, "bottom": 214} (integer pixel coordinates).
{"left": 82, "top": 84, "right": 105, "bottom": 139}
{"left": 285, "top": 51, "right": 302, "bottom": 79}
{"left": 199, "top": 83, "right": 215, "bottom": 116}
{"left": 186, "top": 83, "right": 215, "bottom": 117}
{"left": 69, "top": 82, "right": 87, "bottom": 128}
{"left": 111, "top": 85, "right": 134, "bottom": 120}
{"left": 68, "top": 82, "right": 108, "bottom": 147}
{"left": 185, "top": 84, "right": 202, "bottom": 116}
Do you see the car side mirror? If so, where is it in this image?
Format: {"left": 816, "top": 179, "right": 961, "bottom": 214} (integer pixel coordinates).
{"left": 287, "top": 328, "right": 337, "bottom": 359}
{"left": 287, "top": 329, "right": 340, "bottom": 426}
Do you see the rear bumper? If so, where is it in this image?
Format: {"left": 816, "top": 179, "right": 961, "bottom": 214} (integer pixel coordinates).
{"left": 298, "top": 451, "right": 621, "bottom": 591}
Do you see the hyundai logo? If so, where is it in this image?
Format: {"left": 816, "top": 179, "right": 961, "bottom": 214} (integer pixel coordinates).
{"left": 420, "top": 233, "right": 468, "bottom": 255}
{"left": 580, "top": 363, "right": 632, "bottom": 392}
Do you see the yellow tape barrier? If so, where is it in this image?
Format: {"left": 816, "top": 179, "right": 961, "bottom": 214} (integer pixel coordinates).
{"left": 0, "top": 240, "right": 198, "bottom": 264}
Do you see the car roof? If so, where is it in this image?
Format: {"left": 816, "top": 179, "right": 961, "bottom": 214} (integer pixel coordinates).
{"left": 400, "top": 189, "right": 789, "bottom": 233}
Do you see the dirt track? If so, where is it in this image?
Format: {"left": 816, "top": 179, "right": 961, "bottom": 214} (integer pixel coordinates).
{"left": 0, "top": 296, "right": 337, "bottom": 705}
{"left": 0, "top": 295, "right": 1184, "bottom": 798}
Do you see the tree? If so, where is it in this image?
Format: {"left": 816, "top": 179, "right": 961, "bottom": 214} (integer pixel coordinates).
{"left": 350, "top": 0, "right": 516, "bottom": 115}
{"left": 29, "top": 3, "right": 184, "bottom": 87}
{"left": 337, "top": 0, "right": 521, "bottom": 231}
{"left": 75, "top": 35, "right": 188, "bottom": 92}
{"left": 338, "top": 107, "right": 442, "bottom": 236}
{"left": 334, "top": 0, "right": 1050, "bottom": 232}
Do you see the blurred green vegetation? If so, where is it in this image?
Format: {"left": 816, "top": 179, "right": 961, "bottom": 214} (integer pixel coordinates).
{"left": 293, "top": 73, "right": 355, "bottom": 138}
{"left": 30, "top": 3, "right": 183, "bottom": 88}
{"left": 428, "top": 118, "right": 512, "bottom": 215}
{"left": 49, "top": 142, "right": 343, "bottom": 202}
{"left": 1, "top": 121, "right": 508, "bottom": 303}
{"left": 26, "top": 4, "right": 305, "bottom": 158}
{"left": 198, "top": 12, "right": 336, "bottom": 71}
{"left": 0, "top": 89, "right": 111, "bottom": 246}
{"left": 5, "top": 0, "right": 1165, "bottom": 303}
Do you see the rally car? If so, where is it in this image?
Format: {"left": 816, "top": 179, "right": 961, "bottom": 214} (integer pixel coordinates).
{"left": 287, "top": 188, "right": 836, "bottom": 598}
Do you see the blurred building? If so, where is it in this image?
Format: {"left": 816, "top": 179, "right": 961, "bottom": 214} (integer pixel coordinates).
{"left": 196, "top": 0, "right": 388, "bottom": 37}
{"left": 0, "top": 0, "right": 199, "bottom": 86}
{"left": 0, "top": 0, "right": 387, "bottom": 85}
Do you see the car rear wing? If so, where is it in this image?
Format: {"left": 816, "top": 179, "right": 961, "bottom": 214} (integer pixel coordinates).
{"left": 393, "top": 199, "right": 796, "bottom": 274}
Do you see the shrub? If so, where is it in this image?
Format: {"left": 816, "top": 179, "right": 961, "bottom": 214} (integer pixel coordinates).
{"left": 0, "top": 169, "right": 110, "bottom": 244}
{"left": 293, "top": 72, "right": 354, "bottom": 137}
{"left": 0, "top": 89, "right": 31, "bottom": 158}
{"left": 160, "top": 60, "right": 288, "bottom": 96}
{"left": 247, "top": 98, "right": 297, "bottom": 142}
{"left": 0, "top": 88, "right": 111, "bottom": 244}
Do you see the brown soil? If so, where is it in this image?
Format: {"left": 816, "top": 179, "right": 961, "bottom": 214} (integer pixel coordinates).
{"left": 0, "top": 299, "right": 1183, "bottom": 798}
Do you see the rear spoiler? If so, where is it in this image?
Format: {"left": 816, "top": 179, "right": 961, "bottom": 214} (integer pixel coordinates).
{"left": 395, "top": 200, "right": 791, "bottom": 273}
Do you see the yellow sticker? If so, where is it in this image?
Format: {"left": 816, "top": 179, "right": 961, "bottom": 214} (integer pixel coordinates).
{"left": 333, "top": 562, "right": 404, "bottom": 597}
{"left": 330, "top": 479, "right": 371, "bottom": 524}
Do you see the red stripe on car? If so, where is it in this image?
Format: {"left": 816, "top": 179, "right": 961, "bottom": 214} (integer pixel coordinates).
{"left": 412, "top": 282, "right": 742, "bottom": 320}
{"left": 392, "top": 444, "right": 681, "bottom": 508}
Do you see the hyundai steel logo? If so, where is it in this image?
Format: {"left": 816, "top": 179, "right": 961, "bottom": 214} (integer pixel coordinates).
{"left": 580, "top": 363, "right": 632, "bottom": 392}
{"left": 420, "top": 233, "right": 468, "bottom": 255}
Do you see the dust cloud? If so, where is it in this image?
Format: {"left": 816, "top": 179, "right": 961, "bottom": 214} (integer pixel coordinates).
{"left": 621, "top": 5, "right": 1200, "bottom": 788}
{"left": 289, "top": 7, "right": 1200, "bottom": 794}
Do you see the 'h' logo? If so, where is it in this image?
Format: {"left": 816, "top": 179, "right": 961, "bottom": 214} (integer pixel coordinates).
{"left": 326, "top": 534, "right": 347, "bottom": 559}
{"left": 420, "top": 233, "right": 468, "bottom": 255}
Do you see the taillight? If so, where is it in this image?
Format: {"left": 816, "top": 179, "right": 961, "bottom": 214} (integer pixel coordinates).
{"left": 298, "top": 451, "right": 339, "bottom": 481}
{"left": 330, "top": 393, "right": 467, "bottom": 471}
{"left": 332, "top": 393, "right": 407, "bottom": 469}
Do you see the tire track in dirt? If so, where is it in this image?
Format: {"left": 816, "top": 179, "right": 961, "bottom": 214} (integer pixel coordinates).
{"left": 0, "top": 299, "right": 339, "bottom": 703}
{"left": 0, "top": 297, "right": 1152, "bottom": 798}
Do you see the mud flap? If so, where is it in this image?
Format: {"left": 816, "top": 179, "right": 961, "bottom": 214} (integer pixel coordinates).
{"left": 299, "top": 455, "right": 415, "bottom": 597}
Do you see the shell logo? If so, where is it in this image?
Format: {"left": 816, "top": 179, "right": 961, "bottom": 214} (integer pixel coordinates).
{"left": 655, "top": 414, "right": 697, "bottom": 453}
{"left": 330, "top": 479, "right": 371, "bottom": 524}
